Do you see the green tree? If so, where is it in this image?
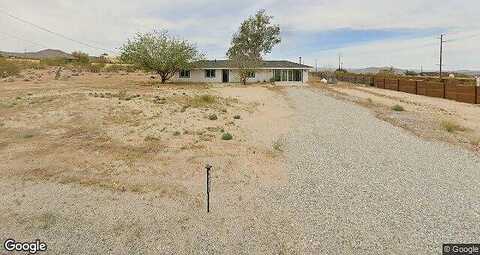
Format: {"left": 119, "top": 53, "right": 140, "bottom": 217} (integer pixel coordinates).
{"left": 72, "top": 51, "right": 90, "bottom": 64}
{"left": 120, "top": 30, "right": 203, "bottom": 83}
{"left": 227, "top": 9, "right": 281, "bottom": 84}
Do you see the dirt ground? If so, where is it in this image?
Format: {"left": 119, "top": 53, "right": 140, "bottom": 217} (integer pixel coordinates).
{"left": 311, "top": 81, "right": 480, "bottom": 154}
{"left": 0, "top": 68, "right": 294, "bottom": 253}
{"left": 2, "top": 69, "right": 480, "bottom": 253}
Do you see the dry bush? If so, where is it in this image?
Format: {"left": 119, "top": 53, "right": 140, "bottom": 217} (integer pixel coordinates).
{"left": 0, "top": 58, "right": 21, "bottom": 78}
{"left": 40, "top": 58, "right": 68, "bottom": 67}
{"left": 441, "top": 120, "right": 466, "bottom": 133}
{"left": 391, "top": 104, "right": 405, "bottom": 112}
{"left": 189, "top": 95, "right": 217, "bottom": 107}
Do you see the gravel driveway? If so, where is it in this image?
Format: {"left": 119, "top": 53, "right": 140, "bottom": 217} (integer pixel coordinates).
{"left": 2, "top": 86, "right": 479, "bottom": 254}
{"left": 279, "top": 87, "right": 480, "bottom": 254}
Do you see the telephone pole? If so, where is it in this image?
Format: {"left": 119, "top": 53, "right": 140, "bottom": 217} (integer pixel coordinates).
{"left": 439, "top": 34, "right": 446, "bottom": 78}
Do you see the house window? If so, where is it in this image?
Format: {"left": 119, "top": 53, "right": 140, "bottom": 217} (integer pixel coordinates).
{"left": 247, "top": 71, "right": 255, "bottom": 78}
{"left": 205, "top": 69, "right": 216, "bottom": 78}
{"left": 274, "top": 70, "right": 281, "bottom": 81}
{"left": 180, "top": 70, "right": 190, "bottom": 78}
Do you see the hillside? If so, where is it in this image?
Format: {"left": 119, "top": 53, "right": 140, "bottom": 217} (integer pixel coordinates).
{"left": 0, "top": 49, "right": 75, "bottom": 60}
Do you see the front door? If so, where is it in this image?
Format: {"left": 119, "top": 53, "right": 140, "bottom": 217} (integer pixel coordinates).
{"left": 222, "top": 69, "right": 229, "bottom": 83}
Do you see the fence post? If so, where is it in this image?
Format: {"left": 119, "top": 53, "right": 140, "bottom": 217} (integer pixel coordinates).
{"left": 415, "top": 81, "right": 418, "bottom": 95}
{"left": 443, "top": 79, "right": 446, "bottom": 99}
{"left": 476, "top": 85, "right": 478, "bottom": 104}
{"left": 205, "top": 164, "right": 212, "bottom": 213}
{"left": 397, "top": 79, "right": 400, "bottom": 91}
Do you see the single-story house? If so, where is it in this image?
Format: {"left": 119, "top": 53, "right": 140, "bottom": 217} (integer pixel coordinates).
{"left": 172, "top": 60, "right": 312, "bottom": 83}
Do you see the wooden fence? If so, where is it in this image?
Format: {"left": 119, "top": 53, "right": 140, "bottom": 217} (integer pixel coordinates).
{"left": 335, "top": 75, "right": 479, "bottom": 105}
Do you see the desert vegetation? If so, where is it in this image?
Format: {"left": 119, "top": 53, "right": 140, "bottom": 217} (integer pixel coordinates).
{"left": 226, "top": 9, "right": 281, "bottom": 84}
{"left": 120, "top": 30, "right": 203, "bottom": 83}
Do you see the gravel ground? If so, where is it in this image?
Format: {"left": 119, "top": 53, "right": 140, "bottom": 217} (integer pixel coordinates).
{"left": 280, "top": 87, "right": 480, "bottom": 254}
{"left": 2, "top": 86, "right": 480, "bottom": 254}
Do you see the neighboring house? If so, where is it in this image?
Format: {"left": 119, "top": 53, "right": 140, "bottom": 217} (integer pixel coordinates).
{"left": 173, "top": 60, "right": 312, "bottom": 83}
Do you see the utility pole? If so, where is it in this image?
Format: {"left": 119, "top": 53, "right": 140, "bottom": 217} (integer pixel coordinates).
{"left": 315, "top": 59, "right": 318, "bottom": 72}
{"left": 439, "top": 34, "right": 446, "bottom": 79}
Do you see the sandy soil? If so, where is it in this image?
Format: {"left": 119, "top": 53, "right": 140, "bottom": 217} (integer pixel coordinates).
{"left": 311, "top": 81, "right": 480, "bottom": 154}
{"left": 0, "top": 69, "right": 294, "bottom": 253}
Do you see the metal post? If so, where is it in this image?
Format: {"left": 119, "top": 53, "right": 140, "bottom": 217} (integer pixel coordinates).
{"left": 206, "top": 164, "right": 212, "bottom": 213}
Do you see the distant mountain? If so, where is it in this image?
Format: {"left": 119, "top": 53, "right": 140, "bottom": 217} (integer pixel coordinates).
{"left": 348, "top": 67, "right": 407, "bottom": 75}
{"left": 0, "top": 49, "right": 75, "bottom": 60}
{"left": 337, "top": 67, "right": 480, "bottom": 77}
{"left": 455, "top": 70, "right": 480, "bottom": 76}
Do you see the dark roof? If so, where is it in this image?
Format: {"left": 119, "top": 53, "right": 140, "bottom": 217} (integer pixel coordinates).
{"left": 193, "top": 60, "right": 312, "bottom": 69}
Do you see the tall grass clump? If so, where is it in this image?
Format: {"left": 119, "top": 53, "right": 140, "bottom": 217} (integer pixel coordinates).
{"left": 441, "top": 120, "right": 466, "bottom": 133}
{"left": 391, "top": 104, "right": 405, "bottom": 112}
{"left": 189, "top": 95, "right": 217, "bottom": 108}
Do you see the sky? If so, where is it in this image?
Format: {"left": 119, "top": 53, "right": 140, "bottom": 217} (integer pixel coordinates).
{"left": 1, "top": 0, "right": 480, "bottom": 70}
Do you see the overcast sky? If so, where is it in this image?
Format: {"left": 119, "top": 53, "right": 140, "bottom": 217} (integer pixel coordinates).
{"left": 1, "top": 0, "right": 479, "bottom": 70}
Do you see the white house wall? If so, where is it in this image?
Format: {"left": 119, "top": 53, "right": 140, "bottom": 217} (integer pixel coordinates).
{"left": 173, "top": 69, "right": 309, "bottom": 83}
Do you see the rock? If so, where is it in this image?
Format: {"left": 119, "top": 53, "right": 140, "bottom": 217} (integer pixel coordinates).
{"left": 208, "top": 114, "right": 218, "bottom": 120}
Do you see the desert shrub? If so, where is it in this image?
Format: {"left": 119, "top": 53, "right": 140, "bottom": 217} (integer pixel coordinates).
{"left": 173, "top": 131, "right": 181, "bottom": 136}
{"left": 272, "top": 140, "right": 283, "bottom": 151}
{"left": 391, "top": 105, "right": 405, "bottom": 111}
{"left": 189, "top": 95, "right": 217, "bottom": 108}
{"left": 221, "top": 132, "right": 233, "bottom": 140}
{"left": 22, "top": 134, "right": 34, "bottom": 139}
{"left": 441, "top": 120, "right": 466, "bottom": 133}
{"left": 124, "top": 65, "right": 138, "bottom": 73}
{"left": 104, "top": 64, "right": 124, "bottom": 73}
{"left": 8, "top": 60, "right": 46, "bottom": 70}
{"left": 72, "top": 51, "right": 90, "bottom": 64}
{"left": 87, "top": 63, "right": 102, "bottom": 73}
{"left": 40, "top": 58, "right": 68, "bottom": 67}
{"left": 0, "top": 58, "right": 20, "bottom": 78}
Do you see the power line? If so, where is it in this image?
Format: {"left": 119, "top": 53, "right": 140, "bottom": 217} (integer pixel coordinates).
{"left": 0, "top": 8, "right": 117, "bottom": 54}
{"left": 1, "top": 31, "right": 49, "bottom": 49}
{"left": 447, "top": 32, "right": 480, "bottom": 43}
